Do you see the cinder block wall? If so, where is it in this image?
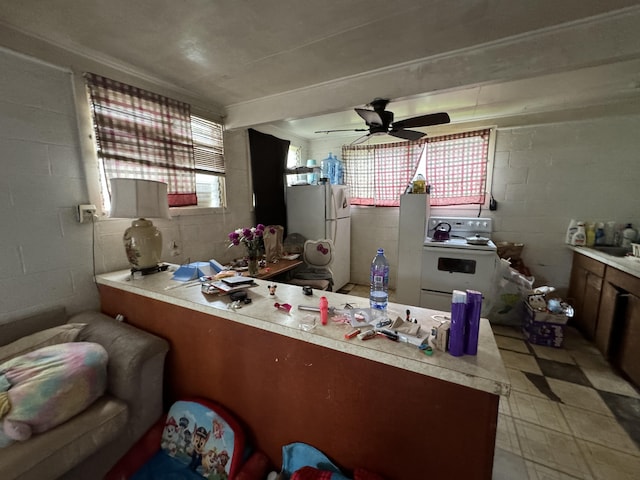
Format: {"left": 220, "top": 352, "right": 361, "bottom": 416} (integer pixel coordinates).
{"left": 308, "top": 119, "right": 640, "bottom": 291}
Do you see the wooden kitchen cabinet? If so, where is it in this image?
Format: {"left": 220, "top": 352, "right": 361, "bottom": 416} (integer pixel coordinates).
{"left": 568, "top": 252, "right": 605, "bottom": 340}
{"left": 596, "top": 266, "right": 640, "bottom": 387}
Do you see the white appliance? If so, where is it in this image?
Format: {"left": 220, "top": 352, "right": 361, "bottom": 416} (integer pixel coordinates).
{"left": 286, "top": 183, "right": 351, "bottom": 291}
{"left": 396, "top": 193, "right": 430, "bottom": 306}
{"left": 420, "top": 216, "right": 498, "bottom": 315}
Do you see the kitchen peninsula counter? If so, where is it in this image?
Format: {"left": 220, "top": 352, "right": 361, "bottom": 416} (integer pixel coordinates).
{"left": 96, "top": 269, "right": 510, "bottom": 479}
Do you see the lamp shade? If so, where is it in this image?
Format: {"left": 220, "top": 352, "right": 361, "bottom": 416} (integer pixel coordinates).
{"left": 110, "top": 178, "right": 171, "bottom": 219}
{"left": 109, "top": 178, "right": 171, "bottom": 272}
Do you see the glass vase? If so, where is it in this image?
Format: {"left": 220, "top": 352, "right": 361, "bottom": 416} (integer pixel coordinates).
{"left": 247, "top": 251, "right": 259, "bottom": 277}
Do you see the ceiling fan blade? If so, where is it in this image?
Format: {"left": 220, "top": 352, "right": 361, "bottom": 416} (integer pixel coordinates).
{"left": 355, "top": 108, "right": 383, "bottom": 126}
{"left": 315, "top": 128, "right": 368, "bottom": 134}
{"left": 392, "top": 112, "right": 450, "bottom": 129}
{"left": 351, "top": 134, "right": 371, "bottom": 145}
{"left": 389, "top": 129, "right": 426, "bottom": 141}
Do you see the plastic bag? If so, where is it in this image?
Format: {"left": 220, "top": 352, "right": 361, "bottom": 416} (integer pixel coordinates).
{"left": 488, "top": 258, "right": 535, "bottom": 326}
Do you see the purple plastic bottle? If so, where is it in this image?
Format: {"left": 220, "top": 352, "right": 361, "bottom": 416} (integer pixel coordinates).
{"left": 449, "top": 290, "right": 467, "bottom": 356}
{"left": 464, "top": 290, "right": 483, "bottom": 355}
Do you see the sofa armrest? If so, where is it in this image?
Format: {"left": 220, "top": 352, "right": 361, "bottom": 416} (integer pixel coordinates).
{"left": 69, "top": 312, "right": 169, "bottom": 440}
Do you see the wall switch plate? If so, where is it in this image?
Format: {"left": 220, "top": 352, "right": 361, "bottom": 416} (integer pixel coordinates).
{"left": 77, "top": 204, "right": 97, "bottom": 223}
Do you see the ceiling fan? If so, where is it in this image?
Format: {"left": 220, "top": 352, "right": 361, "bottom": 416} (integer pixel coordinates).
{"left": 315, "top": 98, "right": 450, "bottom": 145}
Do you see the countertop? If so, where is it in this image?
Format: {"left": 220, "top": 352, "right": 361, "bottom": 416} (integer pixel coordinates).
{"left": 570, "top": 246, "right": 640, "bottom": 278}
{"left": 96, "top": 268, "right": 511, "bottom": 397}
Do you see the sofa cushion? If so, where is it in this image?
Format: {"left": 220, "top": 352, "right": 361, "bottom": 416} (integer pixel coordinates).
{"left": 0, "top": 395, "right": 128, "bottom": 480}
{"left": 0, "top": 323, "right": 86, "bottom": 363}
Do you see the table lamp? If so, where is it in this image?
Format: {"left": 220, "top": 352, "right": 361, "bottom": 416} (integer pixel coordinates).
{"left": 109, "top": 178, "right": 171, "bottom": 274}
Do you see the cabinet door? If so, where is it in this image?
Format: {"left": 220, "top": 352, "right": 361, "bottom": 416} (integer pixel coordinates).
{"left": 568, "top": 253, "right": 604, "bottom": 341}
{"left": 595, "top": 281, "right": 619, "bottom": 356}
{"left": 617, "top": 293, "right": 640, "bottom": 387}
{"left": 582, "top": 272, "right": 603, "bottom": 339}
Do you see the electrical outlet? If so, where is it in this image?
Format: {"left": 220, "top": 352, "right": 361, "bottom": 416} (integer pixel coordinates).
{"left": 77, "top": 204, "right": 97, "bottom": 223}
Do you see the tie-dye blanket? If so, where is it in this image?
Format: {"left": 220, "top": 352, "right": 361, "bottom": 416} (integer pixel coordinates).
{"left": 0, "top": 342, "right": 108, "bottom": 447}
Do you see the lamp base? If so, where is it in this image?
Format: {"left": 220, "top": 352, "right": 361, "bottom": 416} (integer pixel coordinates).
{"left": 124, "top": 218, "right": 164, "bottom": 270}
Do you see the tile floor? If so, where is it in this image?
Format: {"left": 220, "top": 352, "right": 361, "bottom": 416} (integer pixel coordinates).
{"left": 338, "top": 284, "right": 640, "bottom": 480}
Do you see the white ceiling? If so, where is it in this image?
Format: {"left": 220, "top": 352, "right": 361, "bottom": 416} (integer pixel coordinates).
{"left": 1, "top": 0, "right": 640, "bottom": 139}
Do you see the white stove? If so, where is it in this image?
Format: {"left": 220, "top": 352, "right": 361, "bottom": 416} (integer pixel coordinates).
{"left": 420, "top": 216, "right": 498, "bottom": 314}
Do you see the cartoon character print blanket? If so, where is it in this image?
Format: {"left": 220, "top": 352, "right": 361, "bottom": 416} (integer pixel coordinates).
{"left": 0, "top": 342, "right": 108, "bottom": 447}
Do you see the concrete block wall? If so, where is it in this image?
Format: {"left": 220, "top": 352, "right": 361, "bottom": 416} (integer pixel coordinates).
{"left": 0, "top": 49, "right": 255, "bottom": 321}
{"left": 0, "top": 49, "right": 100, "bottom": 321}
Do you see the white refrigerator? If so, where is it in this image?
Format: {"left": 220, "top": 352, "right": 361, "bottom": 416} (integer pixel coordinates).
{"left": 396, "top": 193, "right": 429, "bottom": 306}
{"left": 286, "top": 183, "right": 351, "bottom": 291}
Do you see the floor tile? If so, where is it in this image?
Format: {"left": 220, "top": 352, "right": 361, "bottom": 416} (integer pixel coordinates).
{"left": 496, "top": 413, "right": 521, "bottom": 455}
{"left": 560, "top": 404, "right": 639, "bottom": 456}
{"left": 508, "top": 391, "right": 571, "bottom": 434}
{"left": 492, "top": 324, "right": 524, "bottom": 339}
{"left": 524, "top": 460, "right": 584, "bottom": 479}
{"left": 514, "top": 419, "right": 593, "bottom": 479}
{"left": 597, "top": 390, "right": 640, "bottom": 449}
{"left": 500, "top": 350, "right": 543, "bottom": 374}
{"left": 577, "top": 439, "right": 640, "bottom": 480}
{"left": 580, "top": 365, "right": 640, "bottom": 399}
{"left": 562, "top": 327, "right": 600, "bottom": 355}
{"left": 523, "top": 373, "right": 563, "bottom": 402}
{"left": 530, "top": 344, "right": 576, "bottom": 364}
{"left": 535, "top": 358, "right": 592, "bottom": 387}
{"left": 492, "top": 447, "right": 528, "bottom": 480}
{"left": 568, "top": 350, "right": 611, "bottom": 370}
{"left": 546, "top": 378, "right": 613, "bottom": 417}
{"left": 499, "top": 395, "right": 512, "bottom": 416}
{"left": 506, "top": 367, "right": 548, "bottom": 398}
{"left": 496, "top": 335, "right": 531, "bottom": 353}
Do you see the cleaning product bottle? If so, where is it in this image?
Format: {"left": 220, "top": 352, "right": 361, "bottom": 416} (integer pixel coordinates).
{"left": 566, "top": 219, "right": 578, "bottom": 245}
{"left": 571, "top": 222, "right": 586, "bottom": 246}
{"left": 622, "top": 223, "right": 637, "bottom": 250}
{"left": 585, "top": 223, "right": 596, "bottom": 247}
{"left": 595, "top": 222, "right": 605, "bottom": 245}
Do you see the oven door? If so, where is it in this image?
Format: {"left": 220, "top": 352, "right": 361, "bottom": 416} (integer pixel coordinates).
{"left": 421, "top": 246, "right": 497, "bottom": 294}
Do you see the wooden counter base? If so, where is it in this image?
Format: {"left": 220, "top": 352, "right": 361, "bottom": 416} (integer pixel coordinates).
{"left": 100, "top": 285, "right": 498, "bottom": 479}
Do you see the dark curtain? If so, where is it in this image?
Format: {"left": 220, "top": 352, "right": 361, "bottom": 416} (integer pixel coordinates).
{"left": 248, "top": 129, "right": 289, "bottom": 231}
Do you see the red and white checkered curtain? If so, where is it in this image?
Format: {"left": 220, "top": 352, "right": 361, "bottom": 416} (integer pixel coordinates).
{"left": 425, "top": 129, "right": 490, "bottom": 206}
{"left": 85, "top": 73, "right": 197, "bottom": 207}
{"left": 343, "top": 140, "right": 425, "bottom": 206}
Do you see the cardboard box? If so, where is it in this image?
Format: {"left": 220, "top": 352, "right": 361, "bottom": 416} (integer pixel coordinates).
{"left": 523, "top": 302, "right": 566, "bottom": 347}
{"left": 524, "top": 301, "right": 569, "bottom": 325}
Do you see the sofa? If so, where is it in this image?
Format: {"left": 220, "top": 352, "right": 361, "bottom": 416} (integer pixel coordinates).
{"left": 0, "top": 306, "right": 169, "bottom": 480}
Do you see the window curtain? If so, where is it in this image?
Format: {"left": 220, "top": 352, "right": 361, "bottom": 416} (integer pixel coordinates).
{"left": 342, "top": 140, "right": 425, "bottom": 206}
{"left": 425, "top": 129, "right": 490, "bottom": 206}
{"left": 85, "top": 73, "right": 197, "bottom": 207}
{"left": 248, "top": 129, "right": 289, "bottom": 232}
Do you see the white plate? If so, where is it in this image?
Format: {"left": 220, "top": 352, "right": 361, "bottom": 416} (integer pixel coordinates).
{"left": 282, "top": 254, "right": 300, "bottom": 260}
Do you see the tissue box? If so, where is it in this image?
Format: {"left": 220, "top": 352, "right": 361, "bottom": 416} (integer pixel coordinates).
{"left": 523, "top": 302, "right": 566, "bottom": 347}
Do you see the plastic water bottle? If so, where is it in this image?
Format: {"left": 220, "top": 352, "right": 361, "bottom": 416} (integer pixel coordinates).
{"left": 369, "top": 248, "right": 389, "bottom": 321}
{"left": 321, "top": 153, "right": 332, "bottom": 182}
{"left": 333, "top": 155, "right": 344, "bottom": 185}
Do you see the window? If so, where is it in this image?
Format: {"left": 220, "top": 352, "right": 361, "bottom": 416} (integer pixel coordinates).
{"left": 85, "top": 73, "right": 226, "bottom": 211}
{"left": 342, "top": 128, "right": 492, "bottom": 207}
